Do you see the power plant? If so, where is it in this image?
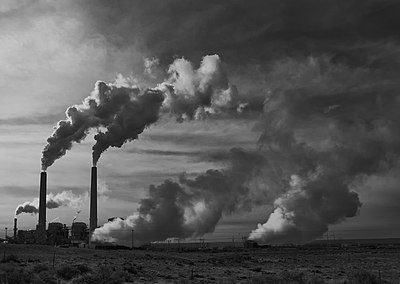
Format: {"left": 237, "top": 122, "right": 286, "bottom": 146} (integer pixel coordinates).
{"left": 11, "top": 167, "right": 99, "bottom": 247}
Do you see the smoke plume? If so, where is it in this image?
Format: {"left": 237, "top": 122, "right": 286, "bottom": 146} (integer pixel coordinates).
{"left": 95, "top": 55, "right": 400, "bottom": 245}
{"left": 15, "top": 202, "right": 39, "bottom": 216}
{"left": 15, "top": 179, "right": 111, "bottom": 217}
{"left": 15, "top": 190, "right": 87, "bottom": 216}
{"left": 72, "top": 209, "right": 82, "bottom": 223}
{"left": 248, "top": 57, "right": 400, "bottom": 243}
{"left": 92, "top": 148, "right": 264, "bottom": 245}
{"left": 41, "top": 55, "right": 240, "bottom": 170}
{"left": 42, "top": 51, "right": 400, "bottom": 245}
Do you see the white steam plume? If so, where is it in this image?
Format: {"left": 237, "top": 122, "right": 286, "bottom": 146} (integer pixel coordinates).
{"left": 72, "top": 209, "right": 82, "bottom": 223}
{"left": 15, "top": 190, "right": 87, "bottom": 216}
{"left": 92, "top": 148, "right": 264, "bottom": 246}
{"left": 42, "top": 54, "right": 400, "bottom": 245}
{"left": 15, "top": 180, "right": 111, "bottom": 217}
{"left": 95, "top": 56, "right": 400, "bottom": 245}
{"left": 248, "top": 57, "right": 400, "bottom": 243}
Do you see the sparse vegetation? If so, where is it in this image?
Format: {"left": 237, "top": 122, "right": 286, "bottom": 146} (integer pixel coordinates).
{"left": 1, "top": 253, "right": 20, "bottom": 263}
{"left": 37, "top": 270, "right": 58, "bottom": 284}
{"left": 31, "top": 263, "right": 49, "bottom": 273}
{"left": 1, "top": 265, "right": 32, "bottom": 284}
{"left": 56, "top": 263, "right": 91, "bottom": 280}
{"left": 0, "top": 244, "right": 398, "bottom": 283}
{"left": 351, "top": 270, "right": 386, "bottom": 284}
{"left": 72, "top": 265, "right": 133, "bottom": 284}
{"left": 251, "top": 271, "right": 325, "bottom": 284}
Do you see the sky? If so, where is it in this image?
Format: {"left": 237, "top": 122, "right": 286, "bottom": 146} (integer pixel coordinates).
{"left": 1, "top": 0, "right": 400, "bottom": 244}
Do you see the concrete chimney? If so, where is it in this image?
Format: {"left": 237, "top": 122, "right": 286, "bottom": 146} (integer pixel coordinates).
{"left": 36, "top": 171, "right": 47, "bottom": 243}
{"left": 13, "top": 218, "right": 17, "bottom": 240}
{"left": 89, "top": 166, "right": 97, "bottom": 241}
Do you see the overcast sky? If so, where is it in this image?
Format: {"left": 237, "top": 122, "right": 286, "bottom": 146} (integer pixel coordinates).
{"left": 1, "top": 0, "right": 400, "bottom": 243}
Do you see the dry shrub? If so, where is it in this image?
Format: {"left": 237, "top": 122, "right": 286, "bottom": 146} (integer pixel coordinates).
{"left": 37, "top": 270, "right": 58, "bottom": 284}
{"left": 1, "top": 254, "right": 20, "bottom": 263}
{"left": 3, "top": 266, "right": 32, "bottom": 284}
{"left": 351, "top": 270, "right": 384, "bottom": 284}
{"left": 56, "top": 263, "right": 91, "bottom": 280}
{"left": 32, "top": 263, "right": 49, "bottom": 273}
{"left": 72, "top": 265, "right": 133, "bottom": 284}
{"left": 250, "top": 271, "right": 324, "bottom": 284}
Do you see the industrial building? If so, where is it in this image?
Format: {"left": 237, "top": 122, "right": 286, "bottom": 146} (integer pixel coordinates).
{"left": 14, "top": 218, "right": 89, "bottom": 246}
{"left": 12, "top": 166, "right": 97, "bottom": 247}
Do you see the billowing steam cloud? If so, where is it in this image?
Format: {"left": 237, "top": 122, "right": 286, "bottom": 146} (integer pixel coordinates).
{"left": 41, "top": 55, "right": 240, "bottom": 170}
{"left": 92, "top": 148, "right": 264, "bottom": 245}
{"left": 15, "top": 191, "right": 87, "bottom": 216}
{"left": 93, "top": 55, "right": 400, "bottom": 245}
{"left": 248, "top": 57, "right": 400, "bottom": 243}
{"left": 15, "top": 180, "right": 110, "bottom": 217}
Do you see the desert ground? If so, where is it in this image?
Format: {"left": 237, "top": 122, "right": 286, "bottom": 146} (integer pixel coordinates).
{"left": 0, "top": 243, "right": 399, "bottom": 283}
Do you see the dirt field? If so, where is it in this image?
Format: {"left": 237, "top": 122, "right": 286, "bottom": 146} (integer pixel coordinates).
{"left": 0, "top": 244, "right": 399, "bottom": 283}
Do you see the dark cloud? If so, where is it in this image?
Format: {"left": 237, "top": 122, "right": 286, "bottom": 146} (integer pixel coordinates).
{"left": 78, "top": 0, "right": 400, "bottom": 66}
{"left": 145, "top": 132, "right": 255, "bottom": 149}
{"left": 126, "top": 148, "right": 230, "bottom": 162}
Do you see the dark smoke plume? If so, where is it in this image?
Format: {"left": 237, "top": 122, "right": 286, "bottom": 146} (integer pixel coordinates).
{"left": 41, "top": 55, "right": 240, "bottom": 170}
{"left": 15, "top": 202, "right": 38, "bottom": 216}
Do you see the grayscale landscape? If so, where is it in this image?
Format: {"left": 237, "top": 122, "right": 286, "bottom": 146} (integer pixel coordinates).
{"left": 1, "top": 0, "right": 400, "bottom": 283}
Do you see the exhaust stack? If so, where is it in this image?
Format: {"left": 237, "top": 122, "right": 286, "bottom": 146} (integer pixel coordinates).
{"left": 13, "top": 218, "right": 17, "bottom": 240}
{"left": 36, "top": 171, "right": 47, "bottom": 243}
{"left": 89, "top": 166, "right": 97, "bottom": 243}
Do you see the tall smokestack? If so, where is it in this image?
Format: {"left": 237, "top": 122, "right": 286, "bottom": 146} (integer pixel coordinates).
{"left": 13, "top": 218, "right": 17, "bottom": 240}
{"left": 89, "top": 167, "right": 97, "bottom": 243}
{"left": 36, "top": 171, "right": 47, "bottom": 243}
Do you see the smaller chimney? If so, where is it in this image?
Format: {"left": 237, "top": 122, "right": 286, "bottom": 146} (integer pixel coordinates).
{"left": 13, "top": 218, "right": 17, "bottom": 240}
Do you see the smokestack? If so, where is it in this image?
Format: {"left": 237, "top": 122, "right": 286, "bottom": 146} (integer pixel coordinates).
{"left": 89, "top": 166, "right": 97, "bottom": 242}
{"left": 36, "top": 171, "right": 47, "bottom": 243}
{"left": 13, "top": 218, "right": 17, "bottom": 240}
